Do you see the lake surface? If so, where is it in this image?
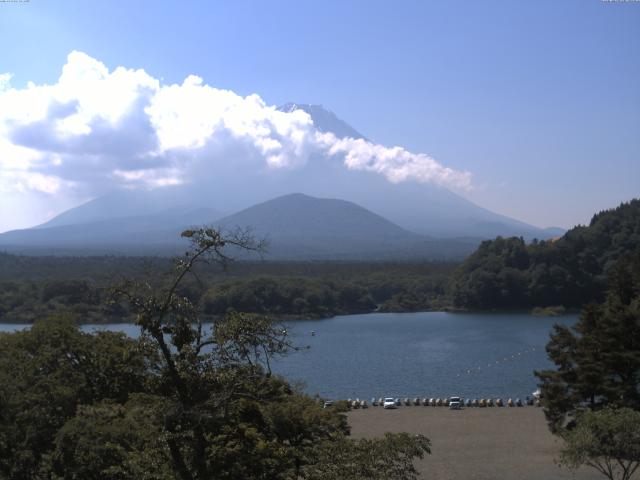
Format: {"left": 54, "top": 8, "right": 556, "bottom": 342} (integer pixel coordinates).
{"left": 0, "top": 312, "right": 575, "bottom": 401}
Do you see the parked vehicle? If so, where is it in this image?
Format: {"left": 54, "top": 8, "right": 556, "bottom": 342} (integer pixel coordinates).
{"left": 449, "top": 396, "right": 462, "bottom": 410}
{"left": 383, "top": 397, "right": 397, "bottom": 409}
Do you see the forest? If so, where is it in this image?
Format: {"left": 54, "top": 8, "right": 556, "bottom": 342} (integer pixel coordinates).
{"left": 0, "top": 254, "right": 454, "bottom": 323}
{"left": 449, "top": 199, "right": 640, "bottom": 310}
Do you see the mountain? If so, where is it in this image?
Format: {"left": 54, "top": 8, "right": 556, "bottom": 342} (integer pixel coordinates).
{"left": 277, "top": 103, "right": 366, "bottom": 140}
{"left": 37, "top": 189, "right": 204, "bottom": 229}
{"left": 0, "top": 206, "right": 221, "bottom": 255}
{"left": 213, "top": 193, "right": 478, "bottom": 259}
{"left": 276, "top": 104, "right": 561, "bottom": 240}
{"left": 3, "top": 103, "right": 563, "bottom": 256}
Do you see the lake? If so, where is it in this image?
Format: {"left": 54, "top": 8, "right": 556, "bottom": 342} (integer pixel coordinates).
{"left": 0, "top": 311, "right": 575, "bottom": 401}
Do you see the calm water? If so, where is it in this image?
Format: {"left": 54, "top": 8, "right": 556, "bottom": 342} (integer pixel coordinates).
{"left": 0, "top": 312, "right": 575, "bottom": 401}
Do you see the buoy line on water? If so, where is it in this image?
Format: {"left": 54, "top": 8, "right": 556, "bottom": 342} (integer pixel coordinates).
{"left": 454, "top": 346, "right": 541, "bottom": 378}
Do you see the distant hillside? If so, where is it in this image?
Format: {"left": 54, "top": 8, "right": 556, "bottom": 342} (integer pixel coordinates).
{"left": 450, "top": 199, "right": 640, "bottom": 309}
{"left": 0, "top": 207, "right": 221, "bottom": 255}
{"left": 36, "top": 189, "right": 207, "bottom": 229}
{"left": 214, "top": 193, "right": 478, "bottom": 260}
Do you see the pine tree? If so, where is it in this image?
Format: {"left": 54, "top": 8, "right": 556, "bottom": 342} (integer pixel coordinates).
{"left": 535, "top": 249, "right": 640, "bottom": 432}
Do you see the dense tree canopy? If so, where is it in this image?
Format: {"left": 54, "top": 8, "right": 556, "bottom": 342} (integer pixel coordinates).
{"left": 535, "top": 249, "right": 640, "bottom": 432}
{"left": 0, "top": 253, "right": 454, "bottom": 323}
{"left": 558, "top": 407, "right": 640, "bottom": 480}
{"left": 451, "top": 199, "right": 640, "bottom": 310}
{"left": 0, "top": 316, "right": 157, "bottom": 479}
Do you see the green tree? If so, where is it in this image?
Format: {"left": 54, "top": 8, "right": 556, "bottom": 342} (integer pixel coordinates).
{"left": 451, "top": 199, "right": 640, "bottom": 310}
{"left": 558, "top": 408, "right": 640, "bottom": 480}
{"left": 0, "top": 315, "right": 155, "bottom": 479}
{"left": 302, "top": 432, "right": 431, "bottom": 480}
{"left": 261, "top": 394, "right": 350, "bottom": 476}
{"left": 49, "top": 395, "right": 174, "bottom": 480}
{"left": 535, "top": 250, "right": 640, "bottom": 432}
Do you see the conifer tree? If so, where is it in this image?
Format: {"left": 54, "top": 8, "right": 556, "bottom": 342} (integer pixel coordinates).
{"left": 535, "top": 249, "right": 640, "bottom": 432}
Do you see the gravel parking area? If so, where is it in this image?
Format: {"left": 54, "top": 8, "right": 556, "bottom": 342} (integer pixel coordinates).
{"left": 347, "top": 406, "right": 604, "bottom": 480}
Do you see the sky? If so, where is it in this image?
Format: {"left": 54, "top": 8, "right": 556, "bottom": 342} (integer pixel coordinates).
{"left": 0, "top": 0, "right": 638, "bottom": 233}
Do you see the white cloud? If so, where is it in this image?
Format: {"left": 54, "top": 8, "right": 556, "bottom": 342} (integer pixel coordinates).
{"left": 320, "top": 134, "right": 472, "bottom": 190}
{"left": 0, "top": 51, "right": 472, "bottom": 226}
{"left": 0, "top": 73, "right": 12, "bottom": 92}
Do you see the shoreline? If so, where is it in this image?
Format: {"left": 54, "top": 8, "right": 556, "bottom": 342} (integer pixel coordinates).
{"left": 0, "top": 308, "right": 580, "bottom": 325}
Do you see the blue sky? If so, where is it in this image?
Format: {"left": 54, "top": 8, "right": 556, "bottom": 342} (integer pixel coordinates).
{"left": 0, "top": 0, "right": 638, "bottom": 231}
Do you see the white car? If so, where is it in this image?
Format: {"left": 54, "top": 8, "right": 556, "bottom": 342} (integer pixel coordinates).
{"left": 383, "top": 397, "right": 397, "bottom": 409}
{"left": 449, "top": 396, "right": 462, "bottom": 410}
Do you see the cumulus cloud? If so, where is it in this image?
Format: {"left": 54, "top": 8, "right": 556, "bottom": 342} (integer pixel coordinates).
{"left": 0, "top": 51, "right": 472, "bottom": 204}
{"left": 0, "top": 73, "right": 12, "bottom": 92}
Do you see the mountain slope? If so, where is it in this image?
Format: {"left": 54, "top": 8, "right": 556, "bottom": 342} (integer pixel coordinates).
{"left": 37, "top": 189, "right": 201, "bottom": 229}
{"left": 213, "top": 193, "right": 477, "bottom": 259}
{"left": 278, "top": 104, "right": 561, "bottom": 240}
{"left": 0, "top": 207, "right": 221, "bottom": 255}
{"left": 277, "top": 103, "right": 366, "bottom": 140}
